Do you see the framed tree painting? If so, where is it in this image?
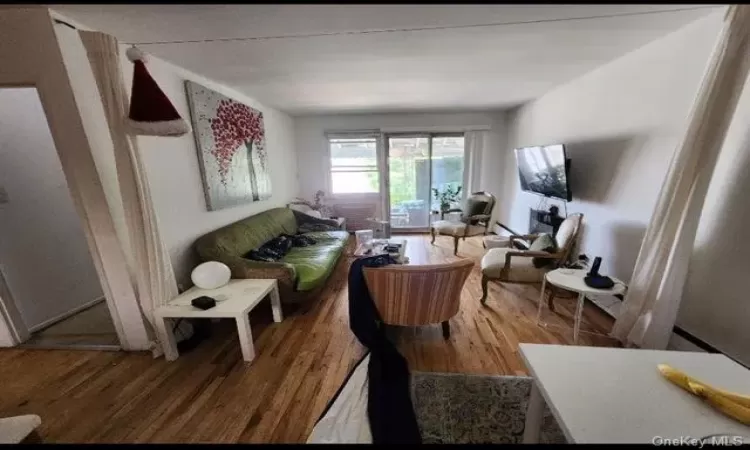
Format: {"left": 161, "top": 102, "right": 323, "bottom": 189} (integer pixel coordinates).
{"left": 185, "top": 80, "right": 271, "bottom": 211}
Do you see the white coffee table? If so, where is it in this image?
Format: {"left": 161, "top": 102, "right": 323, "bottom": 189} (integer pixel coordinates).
{"left": 520, "top": 343, "right": 750, "bottom": 443}
{"left": 154, "top": 279, "right": 282, "bottom": 363}
{"left": 538, "top": 268, "right": 626, "bottom": 344}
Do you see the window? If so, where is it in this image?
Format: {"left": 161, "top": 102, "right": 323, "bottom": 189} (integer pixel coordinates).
{"left": 328, "top": 136, "right": 380, "bottom": 194}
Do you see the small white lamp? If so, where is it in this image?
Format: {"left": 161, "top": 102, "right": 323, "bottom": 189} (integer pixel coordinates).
{"left": 191, "top": 261, "right": 231, "bottom": 290}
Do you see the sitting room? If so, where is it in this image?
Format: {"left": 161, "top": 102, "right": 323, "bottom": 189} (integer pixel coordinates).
{"left": 1, "top": 4, "right": 750, "bottom": 444}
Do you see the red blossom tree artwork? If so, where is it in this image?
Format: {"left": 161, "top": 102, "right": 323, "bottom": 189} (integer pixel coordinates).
{"left": 208, "top": 98, "right": 267, "bottom": 200}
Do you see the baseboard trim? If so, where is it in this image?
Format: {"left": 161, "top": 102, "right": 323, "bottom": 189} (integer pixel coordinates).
{"left": 672, "top": 326, "right": 721, "bottom": 354}
{"left": 18, "top": 342, "right": 121, "bottom": 351}
{"left": 28, "top": 296, "right": 106, "bottom": 333}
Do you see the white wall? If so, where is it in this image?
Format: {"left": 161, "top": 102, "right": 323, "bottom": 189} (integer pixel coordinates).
{"left": 498, "top": 11, "right": 725, "bottom": 281}
{"left": 0, "top": 88, "right": 103, "bottom": 330}
{"left": 678, "top": 29, "right": 750, "bottom": 365}
{"left": 499, "top": 9, "right": 750, "bottom": 365}
{"left": 119, "top": 52, "right": 299, "bottom": 286}
{"left": 294, "top": 111, "right": 507, "bottom": 223}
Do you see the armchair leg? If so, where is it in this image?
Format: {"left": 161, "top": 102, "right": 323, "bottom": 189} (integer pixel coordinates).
{"left": 430, "top": 227, "right": 436, "bottom": 244}
{"left": 442, "top": 320, "right": 450, "bottom": 339}
{"left": 480, "top": 275, "right": 489, "bottom": 305}
{"left": 453, "top": 236, "right": 459, "bottom": 255}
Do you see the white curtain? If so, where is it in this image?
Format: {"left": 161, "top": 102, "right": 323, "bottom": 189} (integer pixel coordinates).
{"left": 79, "top": 31, "right": 187, "bottom": 353}
{"left": 463, "top": 130, "right": 486, "bottom": 195}
{"left": 612, "top": 5, "right": 750, "bottom": 349}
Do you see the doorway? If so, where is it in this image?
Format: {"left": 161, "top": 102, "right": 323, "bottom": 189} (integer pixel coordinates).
{"left": 0, "top": 87, "right": 120, "bottom": 350}
{"left": 385, "top": 134, "right": 465, "bottom": 232}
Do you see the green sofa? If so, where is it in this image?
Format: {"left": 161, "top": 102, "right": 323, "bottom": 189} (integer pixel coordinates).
{"left": 194, "top": 207, "right": 349, "bottom": 303}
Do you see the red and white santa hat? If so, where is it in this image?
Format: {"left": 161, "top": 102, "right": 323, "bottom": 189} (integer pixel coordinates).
{"left": 126, "top": 46, "right": 191, "bottom": 137}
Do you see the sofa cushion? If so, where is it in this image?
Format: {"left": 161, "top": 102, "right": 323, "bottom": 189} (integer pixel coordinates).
{"left": 291, "top": 234, "right": 316, "bottom": 247}
{"left": 195, "top": 207, "right": 298, "bottom": 262}
{"left": 282, "top": 231, "right": 349, "bottom": 291}
{"left": 245, "top": 249, "right": 277, "bottom": 262}
{"left": 529, "top": 233, "right": 557, "bottom": 268}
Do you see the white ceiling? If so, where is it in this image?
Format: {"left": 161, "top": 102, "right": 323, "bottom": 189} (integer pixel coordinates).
{"left": 50, "top": 5, "right": 720, "bottom": 116}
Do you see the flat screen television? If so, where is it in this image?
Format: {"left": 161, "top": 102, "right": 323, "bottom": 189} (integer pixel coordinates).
{"left": 514, "top": 144, "right": 572, "bottom": 201}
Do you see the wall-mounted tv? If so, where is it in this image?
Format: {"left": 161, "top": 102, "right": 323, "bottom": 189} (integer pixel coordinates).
{"left": 514, "top": 144, "right": 572, "bottom": 201}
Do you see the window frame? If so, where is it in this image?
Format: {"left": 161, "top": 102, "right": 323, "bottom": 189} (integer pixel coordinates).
{"left": 326, "top": 132, "right": 382, "bottom": 195}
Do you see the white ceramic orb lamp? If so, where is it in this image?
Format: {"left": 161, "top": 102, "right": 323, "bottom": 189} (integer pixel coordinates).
{"left": 191, "top": 261, "right": 231, "bottom": 290}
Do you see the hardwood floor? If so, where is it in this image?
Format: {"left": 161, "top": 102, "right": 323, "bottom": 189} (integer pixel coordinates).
{"left": 0, "top": 234, "right": 618, "bottom": 443}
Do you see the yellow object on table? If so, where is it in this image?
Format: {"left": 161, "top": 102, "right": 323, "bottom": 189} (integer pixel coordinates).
{"left": 658, "top": 364, "right": 750, "bottom": 425}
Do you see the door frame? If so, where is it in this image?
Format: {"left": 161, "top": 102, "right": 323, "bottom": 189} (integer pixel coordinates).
{"left": 0, "top": 266, "right": 30, "bottom": 344}
{"left": 0, "top": 84, "right": 130, "bottom": 349}
{"left": 383, "top": 132, "right": 466, "bottom": 233}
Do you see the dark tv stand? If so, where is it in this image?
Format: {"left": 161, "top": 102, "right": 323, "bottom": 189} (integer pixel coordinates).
{"left": 530, "top": 208, "right": 565, "bottom": 236}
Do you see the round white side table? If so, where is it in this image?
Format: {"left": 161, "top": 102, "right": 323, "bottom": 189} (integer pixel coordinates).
{"left": 537, "top": 268, "right": 627, "bottom": 344}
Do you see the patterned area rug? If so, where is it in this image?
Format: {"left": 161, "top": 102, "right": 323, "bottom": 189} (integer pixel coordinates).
{"left": 411, "top": 372, "right": 566, "bottom": 444}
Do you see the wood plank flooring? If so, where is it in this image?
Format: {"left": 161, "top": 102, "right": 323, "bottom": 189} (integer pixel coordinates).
{"left": 0, "top": 234, "right": 619, "bottom": 443}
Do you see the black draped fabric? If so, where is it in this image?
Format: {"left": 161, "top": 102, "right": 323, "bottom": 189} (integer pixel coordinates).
{"left": 348, "top": 255, "right": 421, "bottom": 444}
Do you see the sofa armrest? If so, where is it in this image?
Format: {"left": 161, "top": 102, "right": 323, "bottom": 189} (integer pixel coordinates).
{"left": 291, "top": 209, "right": 340, "bottom": 230}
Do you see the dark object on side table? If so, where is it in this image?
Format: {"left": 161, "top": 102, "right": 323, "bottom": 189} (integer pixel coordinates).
{"left": 191, "top": 296, "right": 216, "bottom": 310}
{"left": 584, "top": 256, "right": 614, "bottom": 289}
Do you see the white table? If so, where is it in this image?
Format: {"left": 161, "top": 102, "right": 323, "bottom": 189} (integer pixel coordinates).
{"left": 538, "top": 268, "right": 626, "bottom": 344}
{"left": 520, "top": 343, "right": 750, "bottom": 444}
{"left": 154, "top": 279, "right": 282, "bottom": 363}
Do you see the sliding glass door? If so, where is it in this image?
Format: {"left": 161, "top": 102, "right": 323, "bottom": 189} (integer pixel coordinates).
{"left": 386, "top": 134, "right": 465, "bottom": 231}
{"left": 387, "top": 136, "right": 430, "bottom": 229}
{"left": 430, "top": 136, "right": 465, "bottom": 216}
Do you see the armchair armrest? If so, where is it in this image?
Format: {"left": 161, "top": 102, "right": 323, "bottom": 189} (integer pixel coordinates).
{"left": 511, "top": 234, "right": 541, "bottom": 241}
{"left": 459, "top": 213, "right": 493, "bottom": 234}
{"left": 509, "top": 233, "right": 540, "bottom": 247}
{"left": 503, "top": 250, "right": 563, "bottom": 269}
{"left": 467, "top": 213, "right": 491, "bottom": 222}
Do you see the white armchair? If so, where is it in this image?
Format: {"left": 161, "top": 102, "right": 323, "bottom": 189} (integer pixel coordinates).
{"left": 480, "top": 213, "right": 583, "bottom": 305}
{"left": 430, "top": 191, "right": 497, "bottom": 255}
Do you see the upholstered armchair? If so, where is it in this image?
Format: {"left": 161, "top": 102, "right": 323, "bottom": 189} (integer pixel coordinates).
{"left": 362, "top": 259, "right": 474, "bottom": 339}
{"left": 479, "top": 213, "right": 583, "bottom": 304}
{"left": 430, "top": 191, "right": 497, "bottom": 255}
